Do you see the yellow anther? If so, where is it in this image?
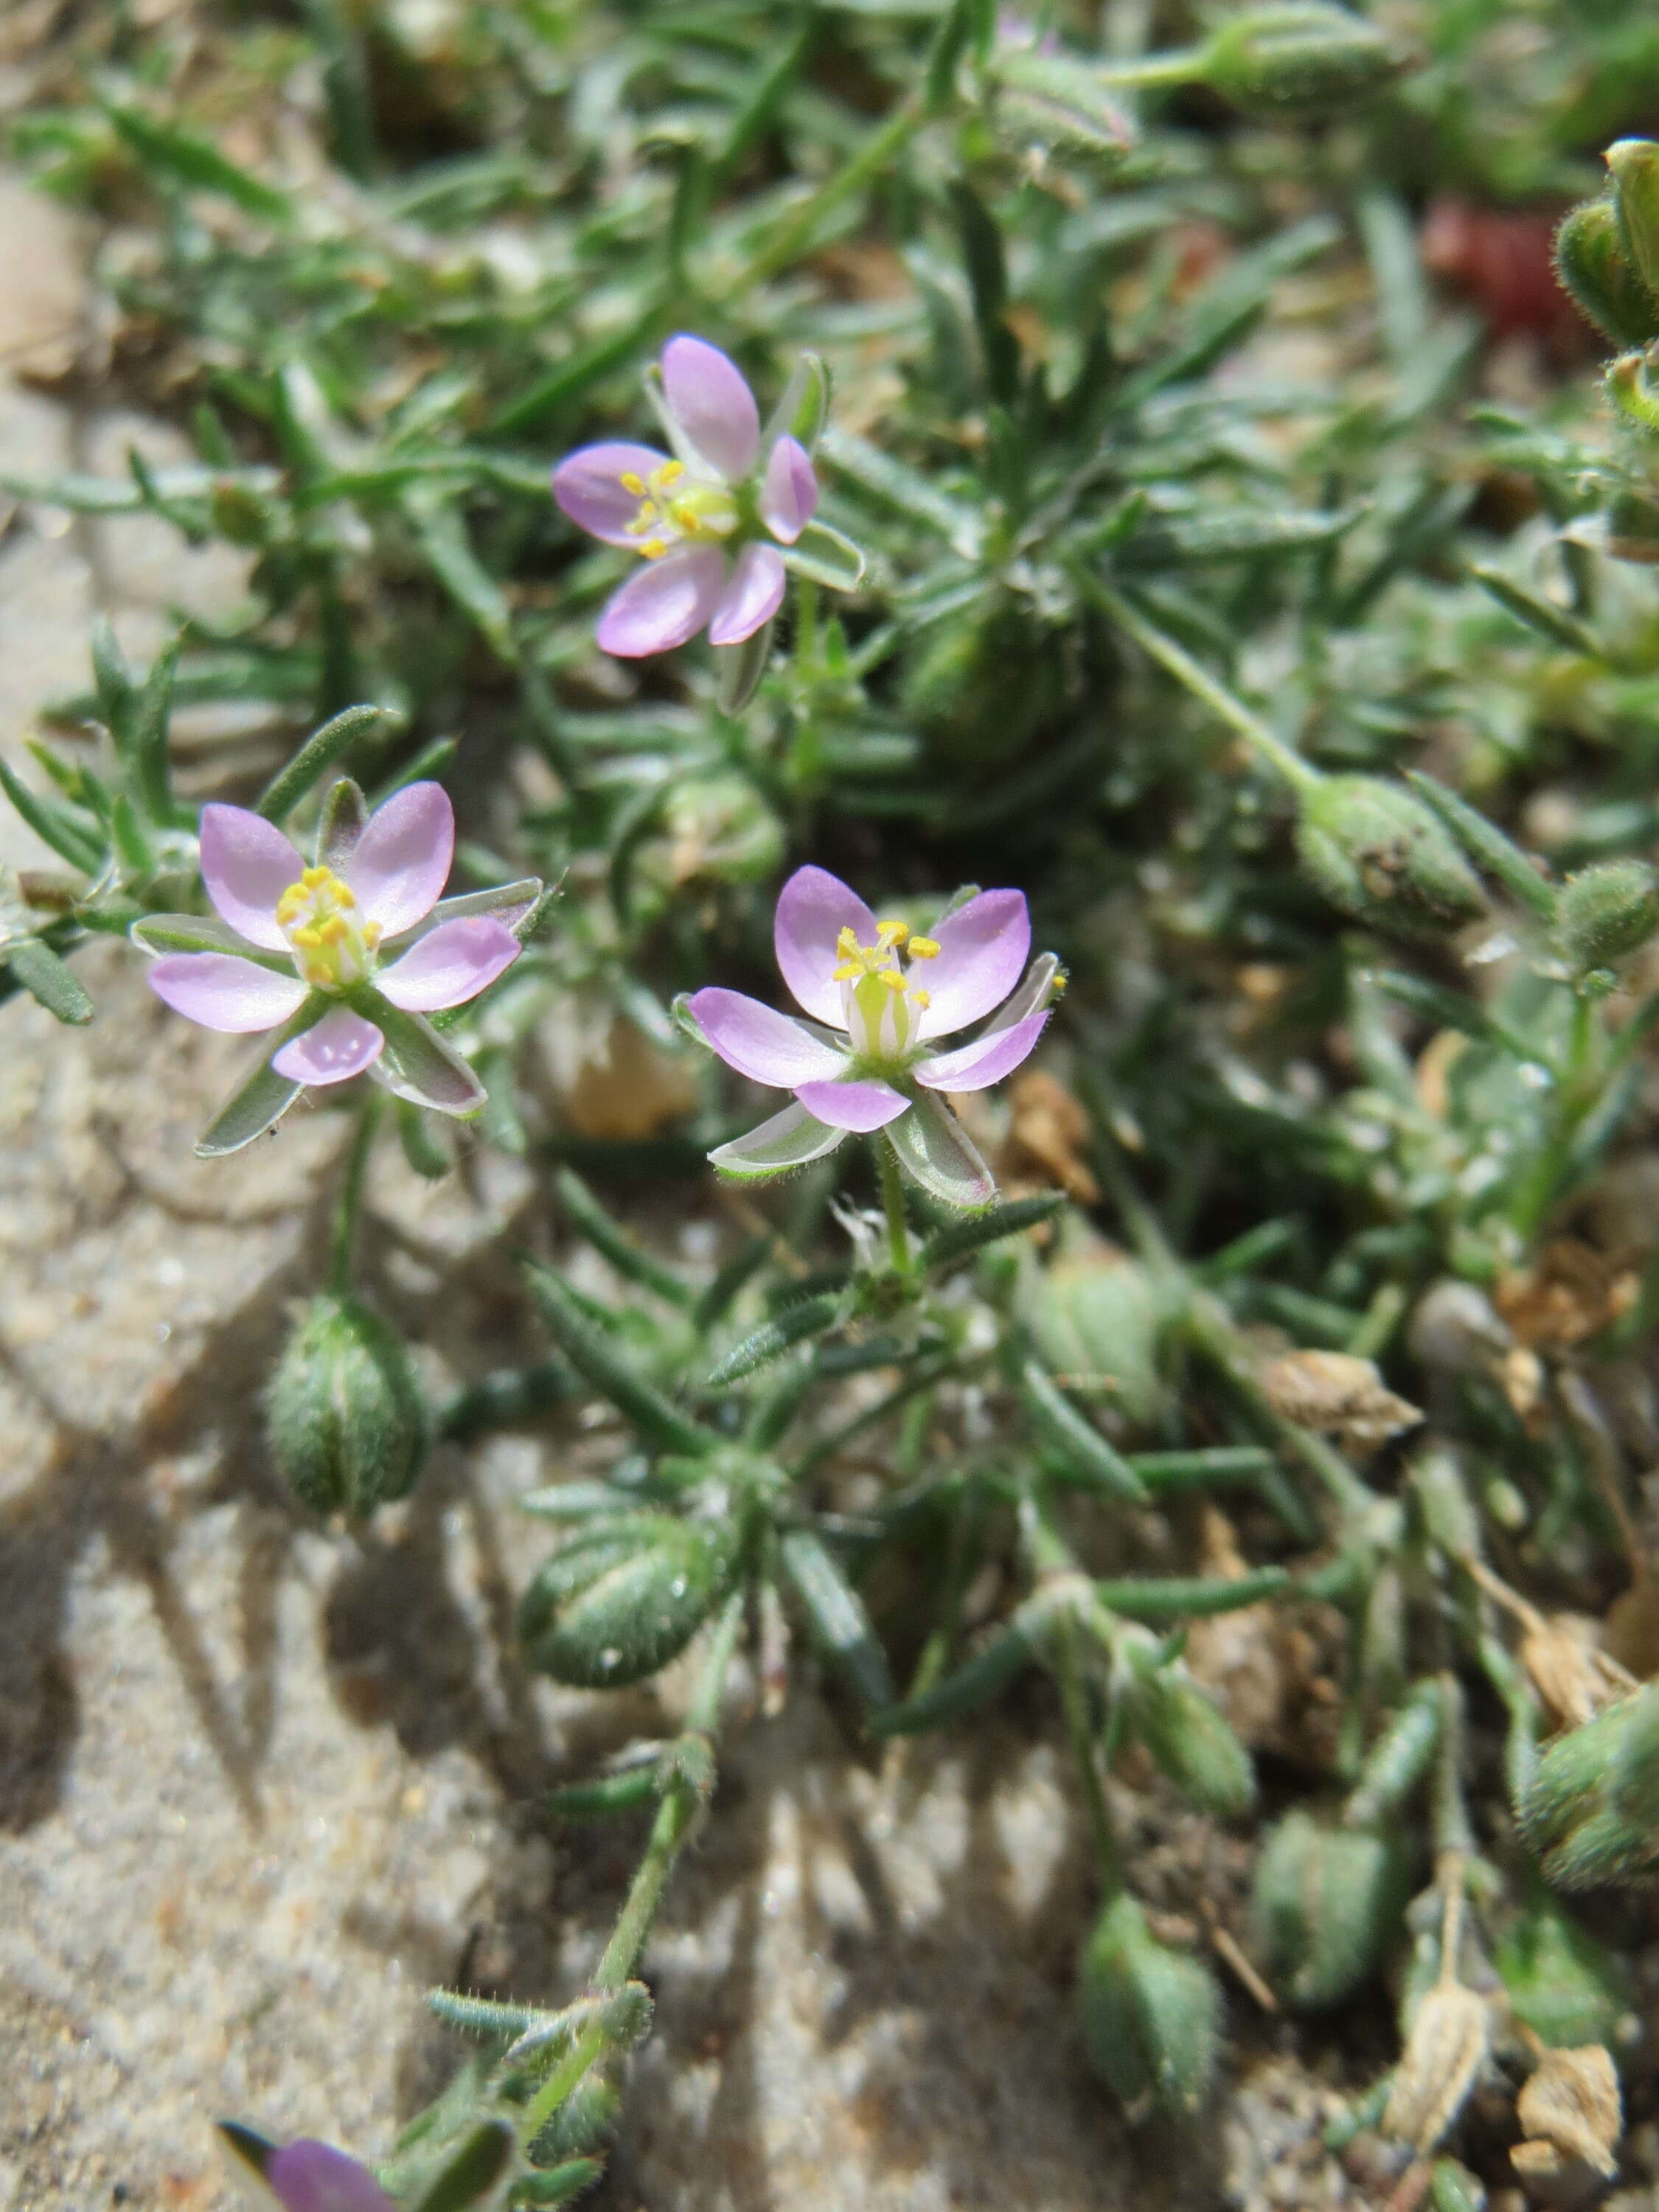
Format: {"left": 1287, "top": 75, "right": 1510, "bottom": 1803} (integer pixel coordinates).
{"left": 832, "top": 961, "right": 861, "bottom": 982}
{"left": 877, "top": 918, "right": 909, "bottom": 945}
{"left": 292, "top": 925, "right": 322, "bottom": 951}
{"left": 364, "top": 922, "right": 382, "bottom": 950}
{"left": 302, "top": 866, "right": 329, "bottom": 888}
{"left": 672, "top": 501, "right": 700, "bottom": 532}
{"left": 335, "top": 884, "right": 355, "bottom": 908}
{"left": 837, "top": 926, "right": 860, "bottom": 956}
{"left": 879, "top": 969, "right": 908, "bottom": 993}
{"left": 1051, "top": 971, "right": 1067, "bottom": 995}
{"left": 658, "top": 460, "right": 686, "bottom": 485}
{"left": 641, "top": 538, "right": 669, "bottom": 558}
{"left": 619, "top": 470, "right": 645, "bottom": 495}
{"left": 320, "top": 916, "right": 347, "bottom": 945}
{"left": 908, "top": 936, "right": 940, "bottom": 959}
{"left": 913, "top": 989, "right": 931, "bottom": 1010}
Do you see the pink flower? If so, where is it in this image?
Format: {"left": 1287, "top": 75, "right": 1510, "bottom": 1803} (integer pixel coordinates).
{"left": 133, "top": 779, "right": 541, "bottom": 1154}
{"left": 262, "top": 2143, "right": 397, "bottom": 2212}
{"left": 552, "top": 335, "right": 828, "bottom": 660}
{"left": 684, "top": 865, "right": 1060, "bottom": 1209}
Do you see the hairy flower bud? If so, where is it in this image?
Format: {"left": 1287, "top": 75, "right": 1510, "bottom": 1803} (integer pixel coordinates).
{"left": 267, "top": 1294, "right": 430, "bottom": 1520}
{"left": 1077, "top": 1893, "right": 1221, "bottom": 2118}
{"left": 1251, "top": 1811, "right": 1408, "bottom": 2008}
{"left": 1198, "top": 4, "right": 1408, "bottom": 118}
{"left": 1554, "top": 198, "right": 1659, "bottom": 349}
{"left": 1124, "top": 1655, "right": 1257, "bottom": 1819}
{"left": 518, "top": 1514, "right": 735, "bottom": 1688}
{"left": 1557, "top": 859, "right": 1659, "bottom": 975}
{"left": 1296, "top": 776, "right": 1486, "bottom": 939}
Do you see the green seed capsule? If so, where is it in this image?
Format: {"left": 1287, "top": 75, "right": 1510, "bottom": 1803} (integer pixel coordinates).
{"left": 1198, "top": 3, "right": 1408, "bottom": 118}
{"left": 1251, "top": 1811, "right": 1409, "bottom": 2009}
{"left": 1495, "top": 1890, "right": 1632, "bottom": 2051}
{"left": 1077, "top": 1893, "right": 1221, "bottom": 2118}
{"left": 1607, "top": 139, "right": 1659, "bottom": 302}
{"left": 1554, "top": 198, "right": 1659, "bottom": 349}
{"left": 1558, "top": 859, "right": 1659, "bottom": 973}
{"left": 1296, "top": 777, "right": 1486, "bottom": 940}
{"left": 1127, "top": 1661, "right": 1257, "bottom": 1820}
{"left": 267, "top": 1294, "right": 431, "bottom": 1520}
{"left": 518, "top": 1514, "right": 734, "bottom": 1688}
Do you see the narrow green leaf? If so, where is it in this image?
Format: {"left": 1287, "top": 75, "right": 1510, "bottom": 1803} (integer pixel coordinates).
{"left": 706, "top": 1295, "right": 843, "bottom": 1388}
{"left": 106, "top": 102, "right": 290, "bottom": 221}
{"left": 779, "top": 1528, "right": 895, "bottom": 1712}
{"left": 871, "top": 1616, "right": 1034, "bottom": 1736}
{"left": 257, "top": 703, "right": 397, "bottom": 823}
{"left": 1403, "top": 771, "right": 1557, "bottom": 918}
{"left": 919, "top": 1192, "right": 1065, "bottom": 1270}
{"left": 409, "top": 2121, "right": 514, "bottom": 2212}
{"left": 556, "top": 1167, "right": 692, "bottom": 1307}
{"left": 0, "top": 759, "right": 103, "bottom": 872}
{"left": 1093, "top": 1568, "right": 1289, "bottom": 1621}
{"left": 544, "top": 1767, "right": 661, "bottom": 1821}
{"left": 129, "top": 631, "right": 182, "bottom": 822}
{"left": 7, "top": 937, "right": 94, "bottom": 1023}
{"left": 1468, "top": 563, "right": 1603, "bottom": 658}
{"left": 511, "top": 2161, "right": 605, "bottom": 2208}
{"left": 1020, "top": 1360, "right": 1149, "bottom": 1504}
{"left": 524, "top": 1262, "right": 712, "bottom": 1457}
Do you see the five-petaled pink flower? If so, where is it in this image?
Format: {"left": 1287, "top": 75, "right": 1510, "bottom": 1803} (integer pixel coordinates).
{"left": 552, "top": 335, "right": 821, "bottom": 659}
{"left": 134, "top": 779, "right": 540, "bottom": 1153}
{"left": 684, "top": 865, "right": 1060, "bottom": 1208}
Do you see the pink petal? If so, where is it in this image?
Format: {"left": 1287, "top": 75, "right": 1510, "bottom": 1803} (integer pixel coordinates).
{"left": 915, "top": 1008, "right": 1048, "bottom": 1092}
{"left": 708, "top": 543, "right": 786, "bottom": 647}
{"left": 760, "top": 435, "right": 818, "bottom": 543}
{"left": 271, "top": 1006, "right": 385, "bottom": 1087}
{"left": 661, "top": 335, "right": 759, "bottom": 481}
{"left": 344, "top": 782, "right": 453, "bottom": 936}
{"left": 266, "top": 2142, "right": 397, "bottom": 2212}
{"left": 199, "top": 804, "right": 305, "bottom": 952}
{"left": 375, "top": 915, "right": 521, "bottom": 1011}
{"left": 148, "top": 953, "right": 308, "bottom": 1033}
{"left": 596, "top": 547, "right": 727, "bottom": 657}
{"left": 793, "top": 1077, "right": 910, "bottom": 1132}
{"left": 773, "top": 863, "right": 878, "bottom": 1028}
{"left": 917, "top": 890, "right": 1032, "bottom": 1039}
{"left": 552, "top": 441, "right": 675, "bottom": 547}
{"left": 686, "top": 987, "right": 848, "bottom": 1088}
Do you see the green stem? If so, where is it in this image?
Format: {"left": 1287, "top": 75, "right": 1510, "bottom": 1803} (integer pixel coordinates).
{"left": 517, "top": 1590, "right": 745, "bottom": 2149}
{"left": 1081, "top": 575, "right": 1324, "bottom": 796}
{"left": 329, "top": 1092, "right": 383, "bottom": 1295}
{"left": 877, "top": 1135, "right": 912, "bottom": 1274}
{"left": 730, "top": 100, "right": 923, "bottom": 291}
{"left": 1086, "top": 47, "right": 1204, "bottom": 87}
{"left": 1052, "top": 1610, "right": 1121, "bottom": 1895}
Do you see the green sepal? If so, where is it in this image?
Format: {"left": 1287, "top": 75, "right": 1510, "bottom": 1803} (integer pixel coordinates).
{"left": 268, "top": 1293, "right": 431, "bottom": 1519}
{"left": 1077, "top": 1893, "right": 1221, "bottom": 2119}
{"left": 780, "top": 521, "right": 866, "bottom": 592}
{"left": 216, "top": 2122, "right": 279, "bottom": 2180}
{"left": 131, "top": 911, "right": 293, "bottom": 965}
{"left": 368, "top": 997, "right": 487, "bottom": 1116}
{"left": 714, "top": 620, "right": 774, "bottom": 715}
{"left": 195, "top": 1009, "right": 323, "bottom": 1156}
{"left": 709, "top": 1100, "right": 847, "bottom": 1182}
{"left": 518, "top": 1513, "right": 735, "bottom": 1687}
{"left": 408, "top": 2123, "right": 515, "bottom": 2212}
{"left": 885, "top": 1096, "right": 995, "bottom": 1211}
{"left": 317, "top": 775, "right": 369, "bottom": 871}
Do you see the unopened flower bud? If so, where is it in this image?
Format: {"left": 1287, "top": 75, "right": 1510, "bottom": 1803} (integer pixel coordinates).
{"left": 1557, "top": 859, "right": 1659, "bottom": 974}
{"left": 267, "top": 1294, "right": 430, "bottom": 1520}
{"left": 1554, "top": 198, "right": 1659, "bottom": 349}
{"left": 1607, "top": 139, "right": 1659, "bottom": 302}
{"left": 1198, "top": 4, "right": 1408, "bottom": 119}
{"left": 518, "top": 1513, "right": 735, "bottom": 1688}
{"left": 1124, "top": 1654, "right": 1256, "bottom": 1819}
{"left": 1077, "top": 1893, "right": 1220, "bottom": 2118}
{"left": 1408, "top": 1280, "right": 1512, "bottom": 1377}
{"left": 1251, "top": 1811, "right": 1408, "bottom": 2009}
{"left": 1494, "top": 1890, "right": 1632, "bottom": 2051}
{"left": 1297, "top": 777, "right": 1486, "bottom": 940}
{"left": 988, "top": 49, "right": 1137, "bottom": 165}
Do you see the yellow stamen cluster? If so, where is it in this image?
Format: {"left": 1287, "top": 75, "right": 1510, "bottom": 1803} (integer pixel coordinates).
{"left": 832, "top": 920, "right": 941, "bottom": 1042}
{"left": 619, "top": 459, "right": 737, "bottom": 560}
{"left": 274, "top": 864, "right": 380, "bottom": 990}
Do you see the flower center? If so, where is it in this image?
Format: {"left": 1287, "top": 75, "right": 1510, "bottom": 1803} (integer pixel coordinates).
{"left": 832, "top": 920, "right": 939, "bottom": 1062}
{"left": 274, "top": 864, "right": 380, "bottom": 991}
{"left": 618, "top": 460, "right": 739, "bottom": 559}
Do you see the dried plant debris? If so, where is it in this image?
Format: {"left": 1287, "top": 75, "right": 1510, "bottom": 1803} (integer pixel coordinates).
{"left": 1261, "top": 1349, "right": 1424, "bottom": 1450}
{"left": 1511, "top": 2045, "right": 1622, "bottom": 2200}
